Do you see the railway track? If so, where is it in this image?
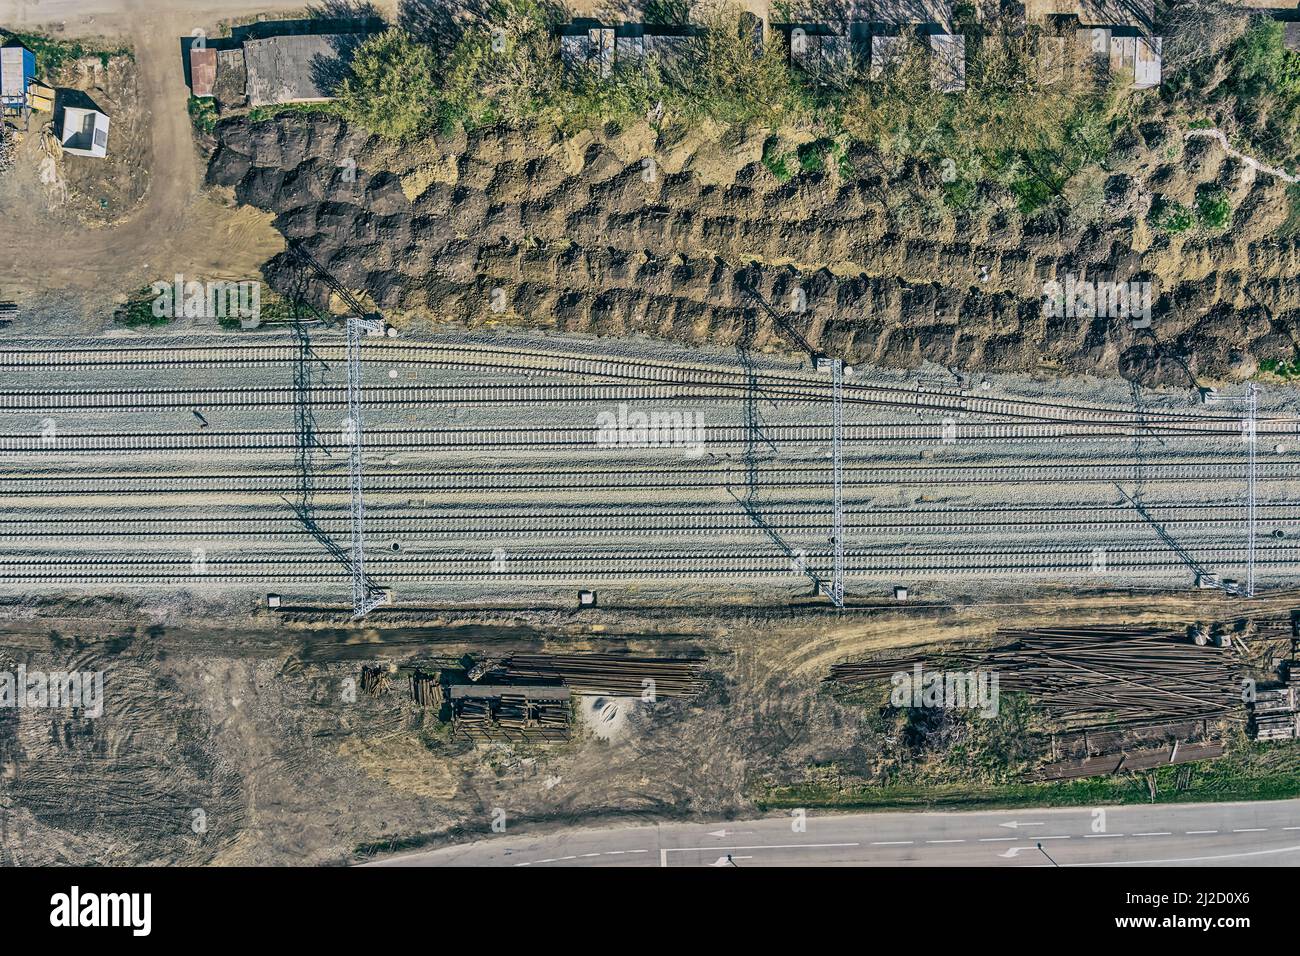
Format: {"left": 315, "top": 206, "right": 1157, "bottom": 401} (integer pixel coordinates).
{"left": 0, "top": 501, "right": 1292, "bottom": 539}
{"left": 0, "top": 541, "right": 1289, "bottom": 584}
{"left": 1, "top": 337, "right": 1288, "bottom": 430}
{"left": 0, "top": 457, "right": 1291, "bottom": 495}
{"left": 0, "top": 419, "right": 1285, "bottom": 455}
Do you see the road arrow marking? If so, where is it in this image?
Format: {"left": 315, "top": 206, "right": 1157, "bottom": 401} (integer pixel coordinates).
{"left": 711, "top": 855, "right": 752, "bottom": 866}
{"left": 998, "top": 821, "right": 1045, "bottom": 829}
{"left": 998, "top": 846, "right": 1036, "bottom": 858}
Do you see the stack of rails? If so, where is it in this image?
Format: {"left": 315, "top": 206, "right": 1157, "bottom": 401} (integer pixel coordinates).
{"left": 984, "top": 627, "right": 1240, "bottom": 727}
{"left": 1249, "top": 615, "right": 1297, "bottom": 639}
{"left": 827, "top": 655, "right": 975, "bottom": 686}
{"left": 490, "top": 654, "right": 708, "bottom": 699}
{"left": 828, "top": 627, "right": 1239, "bottom": 726}
{"left": 449, "top": 685, "right": 572, "bottom": 742}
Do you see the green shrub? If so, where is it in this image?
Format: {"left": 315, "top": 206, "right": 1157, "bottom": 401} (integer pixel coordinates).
{"left": 336, "top": 29, "right": 440, "bottom": 140}
{"left": 1195, "top": 185, "right": 1232, "bottom": 229}
{"left": 761, "top": 136, "right": 793, "bottom": 181}
{"left": 1152, "top": 196, "right": 1194, "bottom": 233}
{"left": 187, "top": 96, "right": 218, "bottom": 134}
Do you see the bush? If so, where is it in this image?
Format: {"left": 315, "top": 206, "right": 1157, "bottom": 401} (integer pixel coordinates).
{"left": 336, "top": 29, "right": 440, "bottom": 140}
{"left": 1153, "top": 196, "right": 1195, "bottom": 233}
{"left": 1195, "top": 185, "right": 1232, "bottom": 229}
{"left": 187, "top": 96, "right": 218, "bottom": 134}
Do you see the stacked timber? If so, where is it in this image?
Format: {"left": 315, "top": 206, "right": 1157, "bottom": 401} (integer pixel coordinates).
{"left": 409, "top": 669, "right": 444, "bottom": 709}
{"left": 360, "top": 665, "right": 390, "bottom": 697}
{"left": 1250, "top": 683, "right": 1299, "bottom": 741}
{"left": 449, "top": 684, "right": 572, "bottom": 742}
{"left": 491, "top": 654, "right": 708, "bottom": 699}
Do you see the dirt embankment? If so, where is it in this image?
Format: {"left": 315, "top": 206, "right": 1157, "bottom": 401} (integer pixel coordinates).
{"left": 207, "top": 112, "right": 1300, "bottom": 386}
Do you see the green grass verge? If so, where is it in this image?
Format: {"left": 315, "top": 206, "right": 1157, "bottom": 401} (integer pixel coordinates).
{"left": 755, "top": 743, "right": 1300, "bottom": 812}
{"left": 188, "top": 96, "right": 218, "bottom": 134}
{"left": 1, "top": 30, "right": 131, "bottom": 79}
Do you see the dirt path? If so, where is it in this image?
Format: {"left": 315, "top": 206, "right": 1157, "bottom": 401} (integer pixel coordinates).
{"left": 0, "top": 0, "right": 354, "bottom": 310}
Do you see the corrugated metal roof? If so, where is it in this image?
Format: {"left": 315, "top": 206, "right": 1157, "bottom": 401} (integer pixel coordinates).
{"left": 190, "top": 46, "right": 217, "bottom": 97}
{"left": 1, "top": 45, "right": 34, "bottom": 102}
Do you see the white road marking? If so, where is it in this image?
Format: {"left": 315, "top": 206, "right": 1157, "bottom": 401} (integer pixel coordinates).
{"left": 1232, "top": 828, "right": 1266, "bottom": 833}
{"left": 871, "top": 841, "right": 913, "bottom": 846}
{"left": 980, "top": 837, "right": 1015, "bottom": 842}
{"left": 1041, "top": 843, "right": 1300, "bottom": 867}
{"left": 1084, "top": 833, "right": 1124, "bottom": 838}
{"left": 660, "top": 842, "right": 860, "bottom": 867}
{"left": 1133, "top": 832, "right": 1172, "bottom": 837}
{"left": 926, "top": 839, "right": 965, "bottom": 844}
{"left": 1186, "top": 830, "right": 1218, "bottom": 835}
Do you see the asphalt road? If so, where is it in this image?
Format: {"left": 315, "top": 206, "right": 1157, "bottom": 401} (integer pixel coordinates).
{"left": 371, "top": 800, "right": 1300, "bottom": 867}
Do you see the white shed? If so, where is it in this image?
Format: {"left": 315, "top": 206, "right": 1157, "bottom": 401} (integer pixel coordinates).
{"left": 60, "top": 105, "right": 110, "bottom": 158}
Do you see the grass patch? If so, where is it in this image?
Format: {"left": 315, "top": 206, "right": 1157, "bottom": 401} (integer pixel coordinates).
{"left": 1195, "top": 184, "right": 1232, "bottom": 229}
{"left": 188, "top": 96, "right": 218, "bottom": 134}
{"left": 756, "top": 741, "right": 1300, "bottom": 812}
{"left": 1279, "top": 183, "right": 1300, "bottom": 238}
{"left": 1, "top": 30, "right": 131, "bottom": 79}
{"left": 114, "top": 289, "right": 172, "bottom": 328}
{"left": 761, "top": 136, "right": 793, "bottom": 181}
{"left": 1152, "top": 196, "right": 1194, "bottom": 233}
{"left": 246, "top": 101, "right": 342, "bottom": 124}
{"left": 1259, "top": 348, "right": 1300, "bottom": 380}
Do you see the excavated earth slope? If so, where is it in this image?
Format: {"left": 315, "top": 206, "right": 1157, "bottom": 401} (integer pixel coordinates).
{"left": 207, "top": 113, "right": 1300, "bottom": 386}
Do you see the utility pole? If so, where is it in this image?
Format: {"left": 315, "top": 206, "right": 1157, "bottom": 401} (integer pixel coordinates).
{"left": 828, "top": 357, "right": 845, "bottom": 608}
{"left": 1198, "top": 384, "right": 1258, "bottom": 597}
{"left": 287, "top": 242, "right": 388, "bottom": 618}
{"left": 1245, "top": 382, "right": 1257, "bottom": 598}
{"left": 347, "top": 313, "right": 386, "bottom": 618}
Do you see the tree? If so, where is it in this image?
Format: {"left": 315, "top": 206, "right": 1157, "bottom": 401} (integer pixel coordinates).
{"left": 336, "top": 29, "right": 439, "bottom": 140}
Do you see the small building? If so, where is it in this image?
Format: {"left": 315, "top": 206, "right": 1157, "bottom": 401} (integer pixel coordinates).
{"left": 1076, "top": 28, "right": 1161, "bottom": 89}
{"left": 0, "top": 42, "right": 35, "bottom": 110}
{"left": 59, "top": 105, "right": 110, "bottom": 158}
{"left": 242, "top": 33, "right": 361, "bottom": 107}
{"left": 870, "top": 34, "right": 909, "bottom": 78}
{"left": 560, "top": 27, "right": 615, "bottom": 77}
{"left": 1286, "top": 22, "right": 1300, "bottom": 53}
{"left": 930, "top": 33, "right": 966, "bottom": 92}
{"left": 189, "top": 45, "right": 218, "bottom": 97}
{"left": 787, "top": 25, "right": 853, "bottom": 81}
{"left": 212, "top": 48, "right": 248, "bottom": 112}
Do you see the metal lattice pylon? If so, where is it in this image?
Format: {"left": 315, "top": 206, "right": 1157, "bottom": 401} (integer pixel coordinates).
{"left": 830, "top": 358, "right": 845, "bottom": 607}
{"left": 1245, "top": 382, "right": 1258, "bottom": 598}
{"left": 347, "top": 313, "right": 386, "bottom": 618}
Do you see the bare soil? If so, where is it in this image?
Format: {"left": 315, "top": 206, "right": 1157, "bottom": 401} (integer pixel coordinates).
{"left": 207, "top": 111, "right": 1300, "bottom": 387}
{"left": 0, "top": 588, "right": 1280, "bottom": 865}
